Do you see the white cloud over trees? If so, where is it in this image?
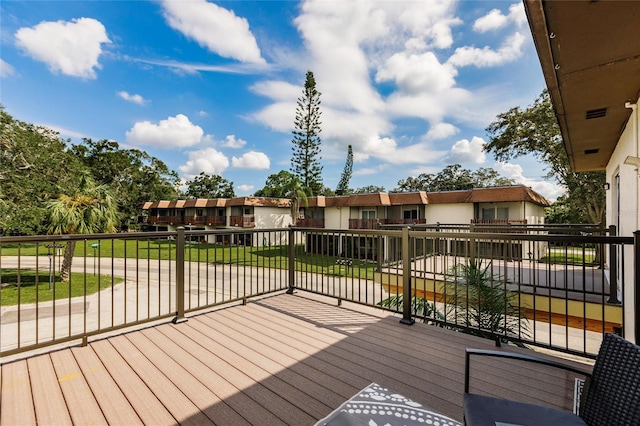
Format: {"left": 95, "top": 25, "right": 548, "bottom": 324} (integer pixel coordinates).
{"left": 117, "top": 91, "right": 147, "bottom": 105}
{"left": 232, "top": 151, "right": 270, "bottom": 169}
{"left": 447, "top": 137, "right": 486, "bottom": 164}
{"left": 179, "top": 147, "right": 230, "bottom": 178}
{"left": 126, "top": 114, "right": 206, "bottom": 148}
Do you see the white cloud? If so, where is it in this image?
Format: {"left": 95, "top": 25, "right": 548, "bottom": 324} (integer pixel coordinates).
{"left": 125, "top": 114, "right": 206, "bottom": 149}
{"left": 231, "top": 151, "right": 270, "bottom": 169}
{"left": 179, "top": 147, "right": 229, "bottom": 178}
{"left": 448, "top": 32, "right": 525, "bottom": 68}
{"left": 15, "top": 18, "right": 110, "bottom": 79}
{"left": 473, "top": 9, "right": 508, "bottom": 32}
{"left": 424, "top": 123, "right": 459, "bottom": 141}
{"left": 221, "top": 135, "right": 247, "bottom": 149}
{"left": 473, "top": 3, "right": 526, "bottom": 33}
{"left": 117, "top": 91, "right": 147, "bottom": 105}
{"left": 43, "top": 124, "right": 88, "bottom": 139}
{"left": 161, "top": 0, "right": 265, "bottom": 64}
{"left": 0, "top": 59, "right": 15, "bottom": 77}
{"left": 237, "top": 184, "right": 254, "bottom": 192}
{"left": 495, "top": 161, "right": 564, "bottom": 202}
{"left": 376, "top": 51, "right": 458, "bottom": 94}
{"left": 447, "top": 136, "right": 486, "bottom": 164}
{"left": 197, "top": 110, "right": 209, "bottom": 117}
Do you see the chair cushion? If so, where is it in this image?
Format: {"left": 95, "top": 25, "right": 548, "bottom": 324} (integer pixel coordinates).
{"left": 464, "top": 393, "right": 587, "bottom": 426}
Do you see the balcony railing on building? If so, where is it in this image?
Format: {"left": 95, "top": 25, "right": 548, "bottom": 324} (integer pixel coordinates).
{"left": 229, "top": 215, "right": 255, "bottom": 227}
{"left": 349, "top": 218, "right": 427, "bottom": 229}
{"left": 296, "top": 218, "right": 325, "bottom": 228}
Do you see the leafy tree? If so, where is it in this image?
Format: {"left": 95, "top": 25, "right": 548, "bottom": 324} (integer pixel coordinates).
{"left": 394, "top": 164, "right": 514, "bottom": 192}
{"left": 354, "top": 185, "right": 386, "bottom": 194}
{"left": 183, "top": 172, "right": 234, "bottom": 199}
{"left": 47, "top": 174, "right": 119, "bottom": 281}
{"left": 254, "top": 170, "right": 296, "bottom": 198}
{"left": 336, "top": 145, "right": 353, "bottom": 195}
{"left": 71, "top": 139, "right": 179, "bottom": 229}
{"left": 545, "top": 195, "right": 588, "bottom": 224}
{"left": 291, "top": 71, "right": 323, "bottom": 195}
{"left": 484, "top": 90, "right": 605, "bottom": 224}
{"left": 0, "top": 106, "right": 84, "bottom": 235}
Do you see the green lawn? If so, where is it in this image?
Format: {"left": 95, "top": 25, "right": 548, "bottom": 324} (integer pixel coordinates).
{"left": 1, "top": 240, "right": 379, "bottom": 280}
{"left": 1, "top": 270, "right": 122, "bottom": 306}
{"left": 539, "top": 247, "right": 597, "bottom": 265}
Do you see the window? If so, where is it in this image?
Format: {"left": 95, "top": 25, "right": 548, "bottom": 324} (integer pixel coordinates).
{"left": 403, "top": 209, "right": 418, "bottom": 219}
{"left": 362, "top": 210, "right": 376, "bottom": 219}
{"left": 481, "top": 208, "right": 495, "bottom": 220}
{"left": 196, "top": 209, "right": 203, "bottom": 217}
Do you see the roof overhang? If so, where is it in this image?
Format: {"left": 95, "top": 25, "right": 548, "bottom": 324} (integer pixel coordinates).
{"left": 525, "top": 0, "right": 640, "bottom": 171}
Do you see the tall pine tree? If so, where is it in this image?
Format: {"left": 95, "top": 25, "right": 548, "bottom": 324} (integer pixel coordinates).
{"left": 291, "top": 71, "right": 323, "bottom": 195}
{"left": 336, "top": 145, "right": 353, "bottom": 195}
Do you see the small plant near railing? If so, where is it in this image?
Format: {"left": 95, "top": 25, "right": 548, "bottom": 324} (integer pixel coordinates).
{"left": 377, "top": 295, "right": 448, "bottom": 326}
{"left": 445, "top": 259, "right": 528, "bottom": 341}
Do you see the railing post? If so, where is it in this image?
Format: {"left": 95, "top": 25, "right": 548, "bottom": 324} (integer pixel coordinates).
{"left": 635, "top": 231, "right": 640, "bottom": 344}
{"left": 286, "top": 227, "right": 295, "bottom": 294}
{"left": 173, "top": 227, "right": 187, "bottom": 324}
{"left": 608, "top": 225, "right": 620, "bottom": 304}
{"left": 400, "top": 226, "right": 415, "bottom": 325}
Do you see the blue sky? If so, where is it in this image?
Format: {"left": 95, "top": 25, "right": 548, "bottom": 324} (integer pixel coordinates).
{"left": 0, "top": 0, "right": 563, "bottom": 200}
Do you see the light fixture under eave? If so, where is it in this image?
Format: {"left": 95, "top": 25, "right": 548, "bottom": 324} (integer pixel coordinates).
{"left": 623, "top": 156, "right": 640, "bottom": 167}
{"left": 603, "top": 183, "right": 610, "bottom": 190}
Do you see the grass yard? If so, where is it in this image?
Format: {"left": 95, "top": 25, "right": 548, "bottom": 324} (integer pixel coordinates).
{"left": 539, "top": 246, "right": 597, "bottom": 266}
{"left": 1, "top": 240, "right": 379, "bottom": 280}
{"left": 0, "top": 270, "right": 122, "bottom": 306}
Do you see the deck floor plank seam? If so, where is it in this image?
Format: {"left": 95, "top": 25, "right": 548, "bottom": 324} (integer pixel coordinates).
{"left": 70, "top": 345, "right": 144, "bottom": 426}
{"left": 26, "top": 355, "right": 72, "bottom": 426}
{"left": 169, "top": 318, "right": 316, "bottom": 426}
{"left": 109, "top": 334, "right": 213, "bottom": 425}
{"left": 49, "top": 348, "right": 108, "bottom": 425}
{"left": 153, "top": 324, "right": 289, "bottom": 426}
{"left": 184, "top": 316, "right": 338, "bottom": 417}
{"left": 90, "top": 338, "right": 178, "bottom": 425}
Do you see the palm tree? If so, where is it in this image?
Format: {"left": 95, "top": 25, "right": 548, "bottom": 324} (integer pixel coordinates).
{"left": 446, "top": 260, "right": 528, "bottom": 340}
{"left": 286, "top": 175, "right": 309, "bottom": 224}
{"left": 47, "top": 173, "right": 118, "bottom": 281}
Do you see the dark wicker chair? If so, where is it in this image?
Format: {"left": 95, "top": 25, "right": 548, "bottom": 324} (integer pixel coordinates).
{"left": 463, "top": 333, "right": 640, "bottom": 425}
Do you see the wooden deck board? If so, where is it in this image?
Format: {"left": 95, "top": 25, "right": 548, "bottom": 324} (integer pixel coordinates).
{"left": 50, "top": 349, "right": 108, "bottom": 425}
{"left": 26, "top": 355, "right": 72, "bottom": 426}
{"left": 1, "top": 360, "right": 36, "bottom": 425}
{"left": 70, "top": 346, "right": 143, "bottom": 426}
{"left": 90, "top": 339, "right": 178, "bottom": 425}
{"left": 0, "top": 292, "right": 593, "bottom": 425}
{"left": 128, "top": 330, "right": 250, "bottom": 426}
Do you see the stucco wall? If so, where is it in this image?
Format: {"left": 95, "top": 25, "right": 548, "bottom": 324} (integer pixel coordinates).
{"left": 324, "top": 207, "right": 350, "bottom": 229}
{"left": 425, "top": 204, "right": 473, "bottom": 224}
{"left": 254, "top": 207, "right": 292, "bottom": 230}
{"left": 605, "top": 97, "right": 639, "bottom": 343}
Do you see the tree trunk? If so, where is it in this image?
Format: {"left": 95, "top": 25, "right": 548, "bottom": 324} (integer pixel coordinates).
{"left": 59, "top": 240, "right": 76, "bottom": 282}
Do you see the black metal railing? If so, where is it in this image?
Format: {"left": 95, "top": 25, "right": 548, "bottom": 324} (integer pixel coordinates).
{"left": 0, "top": 225, "right": 636, "bottom": 358}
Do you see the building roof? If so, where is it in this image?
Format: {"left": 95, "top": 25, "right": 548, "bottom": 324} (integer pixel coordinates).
{"left": 525, "top": 0, "right": 640, "bottom": 171}
{"left": 388, "top": 192, "right": 429, "bottom": 205}
{"left": 142, "top": 185, "right": 550, "bottom": 210}
{"left": 227, "top": 197, "right": 290, "bottom": 208}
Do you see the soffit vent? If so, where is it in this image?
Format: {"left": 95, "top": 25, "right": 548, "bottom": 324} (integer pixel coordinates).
{"left": 585, "top": 148, "right": 599, "bottom": 155}
{"left": 586, "top": 108, "right": 607, "bottom": 119}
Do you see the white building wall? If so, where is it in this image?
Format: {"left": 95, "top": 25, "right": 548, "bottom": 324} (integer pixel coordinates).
{"left": 605, "top": 96, "right": 639, "bottom": 343}
{"left": 425, "top": 204, "right": 473, "bottom": 224}
{"left": 324, "top": 207, "right": 349, "bottom": 229}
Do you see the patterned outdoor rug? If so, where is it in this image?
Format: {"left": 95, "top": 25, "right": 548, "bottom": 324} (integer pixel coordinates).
{"left": 316, "top": 382, "right": 462, "bottom": 426}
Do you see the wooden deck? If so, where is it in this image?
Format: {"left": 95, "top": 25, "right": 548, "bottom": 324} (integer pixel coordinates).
{"left": 0, "top": 292, "right": 592, "bottom": 425}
